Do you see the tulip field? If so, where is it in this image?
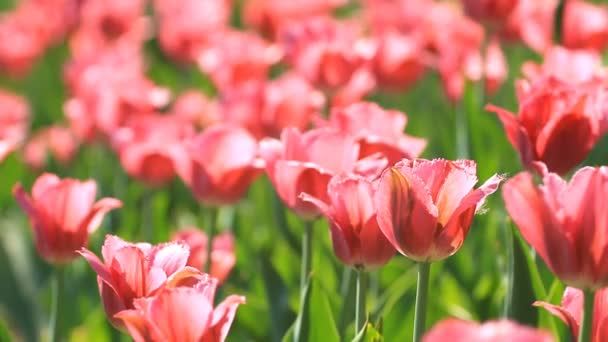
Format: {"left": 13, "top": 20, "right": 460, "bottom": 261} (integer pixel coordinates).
{"left": 3, "top": 0, "right": 608, "bottom": 341}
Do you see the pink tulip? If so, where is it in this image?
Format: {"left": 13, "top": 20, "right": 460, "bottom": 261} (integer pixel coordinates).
{"left": 324, "top": 102, "right": 426, "bottom": 165}
{"left": 177, "top": 124, "right": 264, "bottom": 206}
{"left": 197, "top": 30, "right": 281, "bottom": 92}
{"left": 243, "top": 0, "right": 346, "bottom": 38}
{"left": 64, "top": 40, "right": 170, "bottom": 142}
{"left": 112, "top": 115, "right": 194, "bottom": 186}
{"left": 502, "top": 1, "right": 558, "bottom": 53}
{"left": 0, "top": 0, "right": 75, "bottom": 75}
{"left": 116, "top": 275, "right": 245, "bottom": 342}
{"left": 535, "top": 287, "right": 608, "bottom": 341}
{"left": 375, "top": 159, "right": 502, "bottom": 262}
{"left": 76, "top": 0, "right": 146, "bottom": 41}
{"left": 172, "top": 91, "right": 220, "bottom": 129}
{"left": 0, "top": 90, "right": 29, "bottom": 162}
{"left": 280, "top": 17, "right": 373, "bottom": 92}
{"left": 503, "top": 164, "right": 608, "bottom": 290}
{"left": 369, "top": 31, "right": 428, "bottom": 90}
{"left": 79, "top": 235, "right": 204, "bottom": 329}
{"left": 423, "top": 319, "right": 552, "bottom": 342}
{"left": 23, "top": 125, "right": 78, "bottom": 171}
{"left": 563, "top": 0, "right": 608, "bottom": 52}
{"left": 13, "top": 174, "right": 122, "bottom": 264}
{"left": 154, "top": 0, "right": 230, "bottom": 62}
{"left": 220, "top": 73, "right": 325, "bottom": 139}
{"left": 172, "top": 228, "right": 236, "bottom": 284}
{"left": 300, "top": 174, "right": 395, "bottom": 269}
{"left": 260, "top": 127, "right": 385, "bottom": 220}
{"left": 521, "top": 46, "right": 606, "bottom": 85}
{"left": 484, "top": 38, "right": 508, "bottom": 95}
{"left": 487, "top": 76, "right": 605, "bottom": 175}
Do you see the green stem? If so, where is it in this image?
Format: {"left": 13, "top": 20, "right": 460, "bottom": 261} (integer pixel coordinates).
{"left": 355, "top": 270, "right": 368, "bottom": 334}
{"left": 454, "top": 102, "right": 469, "bottom": 159}
{"left": 142, "top": 188, "right": 155, "bottom": 243}
{"left": 413, "top": 262, "right": 431, "bottom": 342}
{"left": 205, "top": 206, "right": 219, "bottom": 274}
{"left": 579, "top": 290, "right": 595, "bottom": 342}
{"left": 300, "top": 220, "right": 314, "bottom": 290}
{"left": 50, "top": 266, "right": 65, "bottom": 342}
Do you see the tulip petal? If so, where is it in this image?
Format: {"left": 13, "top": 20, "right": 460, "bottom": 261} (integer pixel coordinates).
{"left": 82, "top": 198, "right": 123, "bottom": 234}
{"left": 536, "top": 111, "right": 594, "bottom": 175}
{"left": 150, "top": 287, "right": 215, "bottom": 342}
{"left": 206, "top": 295, "right": 246, "bottom": 342}
{"left": 114, "top": 309, "right": 150, "bottom": 342}
{"left": 503, "top": 172, "right": 576, "bottom": 279}
{"left": 486, "top": 104, "right": 535, "bottom": 168}
{"left": 150, "top": 241, "right": 190, "bottom": 277}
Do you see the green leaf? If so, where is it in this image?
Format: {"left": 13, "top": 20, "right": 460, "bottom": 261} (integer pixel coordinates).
{"left": 0, "top": 318, "right": 13, "bottom": 342}
{"left": 291, "top": 275, "right": 340, "bottom": 342}
{"left": 504, "top": 222, "right": 538, "bottom": 326}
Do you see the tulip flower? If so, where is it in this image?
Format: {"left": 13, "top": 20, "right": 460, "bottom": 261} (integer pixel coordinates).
{"left": 374, "top": 159, "right": 501, "bottom": 340}
{"left": 116, "top": 275, "right": 245, "bottom": 342}
{"left": 0, "top": 90, "right": 29, "bottom": 162}
{"left": 375, "top": 159, "right": 502, "bottom": 262}
{"left": 487, "top": 76, "right": 605, "bottom": 175}
{"left": 260, "top": 127, "right": 385, "bottom": 220}
{"left": 423, "top": 319, "right": 553, "bottom": 342}
{"left": 324, "top": 102, "right": 426, "bottom": 165}
{"left": 300, "top": 174, "right": 395, "bottom": 269}
{"left": 112, "top": 115, "right": 194, "bottom": 186}
{"left": 172, "top": 90, "right": 220, "bottom": 129}
{"left": 535, "top": 287, "right": 608, "bottom": 341}
{"left": 13, "top": 174, "right": 122, "bottom": 265}
{"left": 521, "top": 46, "right": 606, "bottom": 85}
{"left": 177, "top": 123, "right": 264, "bottom": 206}
{"left": 243, "top": 0, "right": 346, "bottom": 37}
{"left": 369, "top": 31, "right": 428, "bottom": 90}
{"left": 79, "top": 235, "right": 204, "bottom": 329}
{"left": 563, "top": 0, "right": 608, "bottom": 52}
{"left": 154, "top": 0, "right": 230, "bottom": 62}
{"left": 503, "top": 164, "right": 608, "bottom": 290}
{"left": 197, "top": 30, "right": 282, "bottom": 92}
{"left": 172, "top": 228, "right": 236, "bottom": 284}
{"left": 219, "top": 73, "right": 325, "bottom": 139}
{"left": 23, "top": 126, "right": 78, "bottom": 171}
{"left": 279, "top": 17, "right": 375, "bottom": 103}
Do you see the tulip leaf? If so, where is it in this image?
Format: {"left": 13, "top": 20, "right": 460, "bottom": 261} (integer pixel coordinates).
{"left": 290, "top": 275, "right": 340, "bottom": 342}
{"left": 504, "top": 222, "right": 538, "bottom": 325}
{"left": 261, "top": 254, "right": 295, "bottom": 342}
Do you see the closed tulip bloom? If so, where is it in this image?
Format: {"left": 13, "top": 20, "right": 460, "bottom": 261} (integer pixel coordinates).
{"left": 300, "top": 174, "right": 395, "bottom": 269}
{"left": 154, "top": 0, "right": 230, "bottom": 62}
{"left": 521, "top": 46, "right": 606, "bottom": 85}
{"left": 563, "top": 0, "right": 608, "bottom": 52}
{"left": 260, "top": 127, "right": 384, "bottom": 220}
{"left": 535, "top": 287, "right": 608, "bottom": 341}
{"left": 177, "top": 124, "right": 264, "bottom": 206}
{"left": 243, "top": 0, "right": 346, "bottom": 38}
{"left": 483, "top": 38, "right": 508, "bottom": 95}
{"left": 326, "top": 102, "right": 426, "bottom": 165}
{"left": 23, "top": 125, "right": 78, "bottom": 171}
{"left": 0, "top": 90, "right": 29, "bottom": 162}
{"left": 219, "top": 73, "right": 325, "bottom": 139}
{"left": 13, "top": 174, "right": 122, "bottom": 264}
{"left": 503, "top": 165, "right": 608, "bottom": 290}
{"left": 116, "top": 275, "right": 245, "bottom": 342}
{"left": 112, "top": 115, "right": 194, "bottom": 186}
{"left": 487, "top": 77, "right": 605, "bottom": 175}
{"left": 370, "top": 31, "right": 428, "bottom": 90}
{"left": 79, "top": 235, "right": 204, "bottom": 329}
{"left": 375, "top": 159, "right": 502, "bottom": 262}
{"left": 172, "top": 228, "right": 236, "bottom": 284}
{"left": 197, "top": 30, "right": 282, "bottom": 92}
{"left": 423, "top": 319, "right": 552, "bottom": 342}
